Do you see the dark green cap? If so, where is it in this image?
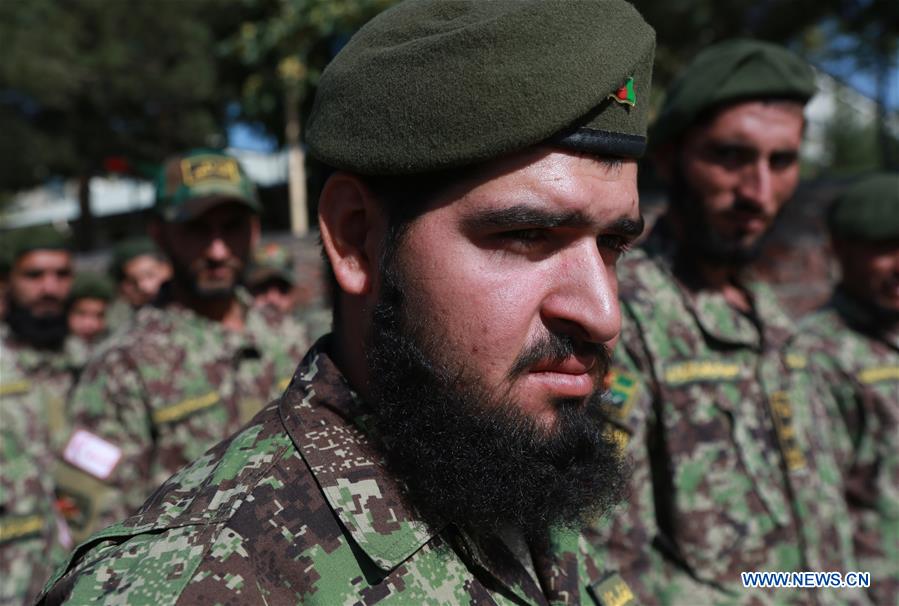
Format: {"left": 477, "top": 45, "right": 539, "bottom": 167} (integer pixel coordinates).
{"left": 307, "top": 0, "right": 656, "bottom": 175}
{"left": 828, "top": 173, "right": 899, "bottom": 241}
{"left": 154, "top": 149, "right": 261, "bottom": 222}
{"left": 7, "top": 225, "right": 72, "bottom": 263}
{"left": 110, "top": 237, "right": 164, "bottom": 282}
{"left": 246, "top": 242, "right": 295, "bottom": 287}
{"left": 652, "top": 39, "right": 817, "bottom": 148}
{"left": 70, "top": 271, "right": 115, "bottom": 302}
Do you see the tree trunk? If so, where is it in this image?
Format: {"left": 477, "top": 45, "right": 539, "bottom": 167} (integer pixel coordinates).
{"left": 285, "top": 88, "right": 308, "bottom": 235}
{"left": 76, "top": 174, "right": 94, "bottom": 251}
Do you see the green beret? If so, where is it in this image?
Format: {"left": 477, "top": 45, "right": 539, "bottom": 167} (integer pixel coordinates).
{"left": 110, "top": 237, "right": 162, "bottom": 282}
{"left": 307, "top": 0, "right": 656, "bottom": 175}
{"left": 246, "top": 242, "right": 295, "bottom": 287}
{"left": 155, "top": 148, "right": 261, "bottom": 222}
{"left": 70, "top": 271, "right": 115, "bottom": 302}
{"left": 652, "top": 39, "right": 817, "bottom": 148}
{"left": 829, "top": 173, "right": 899, "bottom": 241}
{"left": 7, "top": 225, "right": 72, "bottom": 262}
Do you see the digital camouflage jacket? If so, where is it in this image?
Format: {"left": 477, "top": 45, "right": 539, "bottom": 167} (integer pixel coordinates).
{"left": 791, "top": 290, "right": 898, "bottom": 605}
{"left": 39, "top": 342, "right": 632, "bottom": 605}
{"left": 54, "top": 292, "right": 309, "bottom": 544}
{"left": 584, "top": 233, "right": 866, "bottom": 606}
{"left": 1, "top": 325, "right": 77, "bottom": 605}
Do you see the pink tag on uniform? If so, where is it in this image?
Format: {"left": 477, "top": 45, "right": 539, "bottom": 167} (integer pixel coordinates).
{"left": 63, "top": 429, "right": 123, "bottom": 480}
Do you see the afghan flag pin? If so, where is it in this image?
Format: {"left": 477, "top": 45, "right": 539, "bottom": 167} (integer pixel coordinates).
{"left": 609, "top": 76, "right": 636, "bottom": 107}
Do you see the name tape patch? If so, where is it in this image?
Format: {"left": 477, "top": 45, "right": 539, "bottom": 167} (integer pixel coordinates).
{"left": 152, "top": 391, "right": 220, "bottom": 424}
{"left": 0, "top": 514, "right": 44, "bottom": 545}
{"left": 0, "top": 379, "right": 31, "bottom": 397}
{"left": 63, "top": 429, "right": 123, "bottom": 480}
{"left": 857, "top": 365, "right": 899, "bottom": 385}
{"left": 664, "top": 360, "right": 742, "bottom": 385}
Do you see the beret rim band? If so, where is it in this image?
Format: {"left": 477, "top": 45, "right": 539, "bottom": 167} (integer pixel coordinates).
{"left": 550, "top": 128, "right": 646, "bottom": 159}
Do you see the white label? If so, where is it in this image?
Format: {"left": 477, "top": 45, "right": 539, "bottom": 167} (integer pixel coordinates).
{"left": 63, "top": 429, "right": 123, "bottom": 480}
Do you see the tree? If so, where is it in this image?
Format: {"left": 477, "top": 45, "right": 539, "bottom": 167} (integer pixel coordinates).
{"left": 0, "top": 0, "right": 243, "bottom": 247}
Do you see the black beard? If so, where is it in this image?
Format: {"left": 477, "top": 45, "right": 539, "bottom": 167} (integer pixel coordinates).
{"left": 170, "top": 261, "right": 236, "bottom": 301}
{"left": 4, "top": 298, "right": 68, "bottom": 350}
{"left": 364, "top": 254, "right": 626, "bottom": 543}
{"left": 668, "top": 168, "right": 778, "bottom": 268}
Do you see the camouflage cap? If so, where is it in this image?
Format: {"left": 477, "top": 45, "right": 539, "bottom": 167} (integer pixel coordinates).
{"left": 70, "top": 271, "right": 115, "bottom": 302}
{"left": 652, "top": 39, "right": 817, "bottom": 148}
{"left": 828, "top": 173, "right": 899, "bottom": 241}
{"left": 246, "top": 242, "right": 295, "bottom": 287}
{"left": 7, "top": 224, "right": 72, "bottom": 263}
{"left": 154, "top": 149, "right": 261, "bottom": 222}
{"left": 306, "top": 0, "right": 656, "bottom": 176}
{"left": 110, "top": 237, "right": 163, "bottom": 282}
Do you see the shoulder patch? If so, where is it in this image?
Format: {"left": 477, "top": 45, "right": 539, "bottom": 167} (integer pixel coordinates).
{"left": 857, "top": 365, "right": 899, "bottom": 385}
{"left": 0, "top": 513, "right": 45, "bottom": 545}
{"left": 588, "top": 573, "right": 638, "bottom": 606}
{"left": 63, "top": 429, "right": 123, "bottom": 480}
{"left": 152, "top": 391, "right": 220, "bottom": 424}
{"left": 664, "top": 360, "right": 742, "bottom": 385}
{"left": 0, "top": 379, "right": 31, "bottom": 396}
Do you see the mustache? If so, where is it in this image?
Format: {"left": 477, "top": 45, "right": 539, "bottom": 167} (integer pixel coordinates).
{"left": 509, "top": 332, "right": 612, "bottom": 381}
{"left": 190, "top": 258, "right": 243, "bottom": 273}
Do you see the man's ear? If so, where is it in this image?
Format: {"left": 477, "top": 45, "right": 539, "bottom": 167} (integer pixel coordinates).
{"left": 318, "top": 172, "right": 383, "bottom": 296}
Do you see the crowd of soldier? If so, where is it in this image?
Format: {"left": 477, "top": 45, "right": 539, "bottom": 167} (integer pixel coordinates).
{"left": 0, "top": 1, "right": 896, "bottom": 605}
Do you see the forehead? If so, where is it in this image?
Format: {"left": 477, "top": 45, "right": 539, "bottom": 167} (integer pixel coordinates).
{"left": 124, "top": 254, "right": 165, "bottom": 273}
{"left": 429, "top": 148, "right": 639, "bottom": 222}
{"left": 687, "top": 100, "right": 804, "bottom": 147}
{"left": 14, "top": 250, "right": 73, "bottom": 272}
{"left": 72, "top": 297, "right": 107, "bottom": 311}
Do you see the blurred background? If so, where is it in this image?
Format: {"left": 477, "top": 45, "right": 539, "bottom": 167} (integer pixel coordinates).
{"left": 1, "top": 0, "right": 897, "bottom": 315}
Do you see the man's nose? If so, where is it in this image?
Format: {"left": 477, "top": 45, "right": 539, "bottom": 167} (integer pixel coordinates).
{"left": 737, "top": 159, "right": 776, "bottom": 212}
{"left": 540, "top": 242, "right": 620, "bottom": 345}
{"left": 205, "top": 236, "right": 231, "bottom": 261}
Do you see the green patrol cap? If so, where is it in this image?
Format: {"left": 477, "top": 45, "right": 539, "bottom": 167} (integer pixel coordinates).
{"left": 70, "top": 271, "right": 115, "bottom": 302}
{"left": 8, "top": 224, "right": 72, "bottom": 262}
{"left": 652, "top": 39, "right": 817, "bottom": 148}
{"left": 154, "top": 149, "right": 261, "bottom": 222}
{"left": 110, "top": 237, "right": 163, "bottom": 282}
{"left": 828, "top": 173, "right": 899, "bottom": 241}
{"left": 246, "top": 242, "right": 295, "bottom": 287}
{"left": 306, "top": 0, "right": 656, "bottom": 175}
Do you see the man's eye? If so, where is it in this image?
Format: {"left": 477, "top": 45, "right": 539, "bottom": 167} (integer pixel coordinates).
{"left": 770, "top": 152, "right": 798, "bottom": 171}
{"left": 597, "top": 234, "right": 631, "bottom": 258}
{"left": 500, "top": 229, "right": 547, "bottom": 244}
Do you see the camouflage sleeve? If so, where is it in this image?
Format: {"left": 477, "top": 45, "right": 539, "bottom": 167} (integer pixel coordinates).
{"left": 55, "top": 346, "right": 154, "bottom": 544}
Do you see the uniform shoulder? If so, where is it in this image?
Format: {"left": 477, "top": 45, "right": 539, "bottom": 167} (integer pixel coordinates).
{"left": 39, "top": 402, "right": 303, "bottom": 604}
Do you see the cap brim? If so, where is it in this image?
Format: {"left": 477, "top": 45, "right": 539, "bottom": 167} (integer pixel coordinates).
{"left": 167, "top": 195, "right": 260, "bottom": 223}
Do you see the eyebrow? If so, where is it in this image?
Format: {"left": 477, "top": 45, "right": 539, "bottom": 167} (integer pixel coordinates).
{"left": 461, "top": 204, "right": 644, "bottom": 237}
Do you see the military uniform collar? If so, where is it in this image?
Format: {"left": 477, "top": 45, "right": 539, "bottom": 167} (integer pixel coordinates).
{"left": 0, "top": 322, "right": 76, "bottom": 374}
{"left": 831, "top": 288, "right": 899, "bottom": 350}
{"left": 643, "top": 226, "right": 793, "bottom": 349}
{"left": 278, "top": 340, "right": 438, "bottom": 574}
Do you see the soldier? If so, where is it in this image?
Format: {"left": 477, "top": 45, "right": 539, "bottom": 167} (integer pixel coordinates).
{"left": 583, "top": 40, "right": 866, "bottom": 604}
{"left": 1, "top": 226, "right": 77, "bottom": 605}
{"left": 792, "top": 173, "right": 899, "bottom": 605}
{"left": 53, "top": 148, "right": 310, "bottom": 545}
{"left": 66, "top": 271, "right": 115, "bottom": 365}
{"left": 39, "top": 1, "right": 655, "bottom": 603}
{"left": 104, "top": 237, "right": 172, "bottom": 332}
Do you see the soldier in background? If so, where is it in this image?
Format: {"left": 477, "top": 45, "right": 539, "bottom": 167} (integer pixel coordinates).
{"left": 1, "top": 226, "right": 77, "bottom": 605}
{"left": 584, "top": 40, "right": 866, "bottom": 604}
{"left": 246, "top": 241, "right": 332, "bottom": 340}
{"left": 53, "top": 149, "right": 309, "bottom": 544}
{"left": 65, "top": 271, "right": 115, "bottom": 365}
{"left": 104, "top": 237, "right": 171, "bottom": 332}
{"left": 39, "top": 0, "right": 655, "bottom": 602}
{"left": 792, "top": 173, "right": 899, "bottom": 605}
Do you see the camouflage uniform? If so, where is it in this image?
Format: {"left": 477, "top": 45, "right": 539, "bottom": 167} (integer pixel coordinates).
{"left": 585, "top": 231, "right": 865, "bottom": 606}
{"left": 1, "top": 326, "right": 76, "bottom": 605}
{"left": 54, "top": 290, "right": 308, "bottom": 544}
{"left": 791, "top": 290, "right": 899, "bottom": 605}
{"left": 39, "top": 341, "right": 634, "bottom": 605}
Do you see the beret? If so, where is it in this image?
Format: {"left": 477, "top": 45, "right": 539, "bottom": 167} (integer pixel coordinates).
{"left": 652, "top": 39, "right": 816, "bottom": 148}
{"left": 306, "top": 0, "right": 655, "bottom": 175}
{"left": 246, "top": 242, "right": 295, "bottom": 287}
{"left": 155, "top": 149, "right": 261, "bottom": 222}
{"left": 70, "top": 271, "right": 115, "bottom": 302}
{"left": 828, "top": 173, "right": 899, "bottom": 241}
{"left": 110, "top": 237, "right": 163, "bottom": 281}
{"left": 8, "top": 225, "right": 72, "bottom": 262}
